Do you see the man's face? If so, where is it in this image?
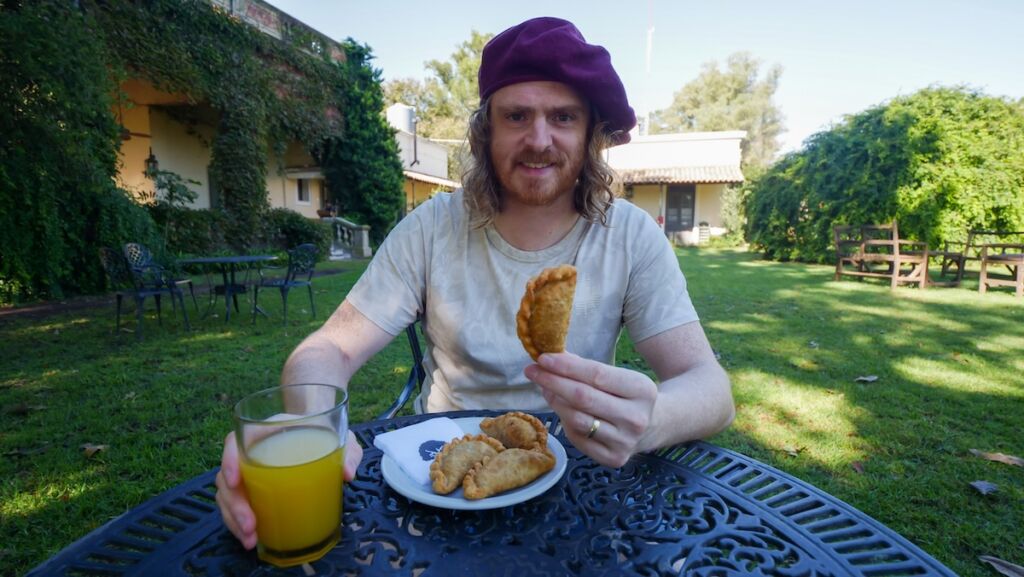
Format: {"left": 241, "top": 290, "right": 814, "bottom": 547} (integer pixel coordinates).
{"left": 488, "top": 81, "right": 589, "bottom": 208}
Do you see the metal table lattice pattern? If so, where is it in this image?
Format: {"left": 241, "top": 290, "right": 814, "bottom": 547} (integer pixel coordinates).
{"left": 29, "top": 411, "right": 956, "bottom": 576}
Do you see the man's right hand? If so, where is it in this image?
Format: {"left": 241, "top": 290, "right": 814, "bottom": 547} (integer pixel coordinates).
{"left": 214, "top": 430, "right": 363, "bottom": 549}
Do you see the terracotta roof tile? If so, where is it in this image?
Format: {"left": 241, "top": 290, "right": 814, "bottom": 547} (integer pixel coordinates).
{"left": 616, "top": 165, "right": 744, "bottom": 184}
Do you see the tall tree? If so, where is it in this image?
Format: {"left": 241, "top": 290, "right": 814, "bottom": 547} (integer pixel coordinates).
{"left": 319, "top": 41, "right": 405, "bottom": 244}
{"left": 745, "top": 87, "right": 1024, "bottom": 263}
{"left": 651, "top": 52, "right": 784, "bottom": 170}
{"left": 383, "top": 30, "right": 493, "bottom": 140}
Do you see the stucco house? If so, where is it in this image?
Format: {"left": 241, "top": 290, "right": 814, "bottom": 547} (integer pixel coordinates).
{"left": 113, "top": 0, "right": 335, "bottom": 219}
{"left": 607, "top": 131, "right": 746, "bottom": 245}
{"left": 386, "top": 104, "right": 460, "bottom": 213}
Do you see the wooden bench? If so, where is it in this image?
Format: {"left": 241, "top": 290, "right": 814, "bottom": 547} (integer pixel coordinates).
{"left": 975, "top": 231, "right": 1024, "bottom": 297}
{"left": 833, "top": 222, "right": 929, "bottom": 289}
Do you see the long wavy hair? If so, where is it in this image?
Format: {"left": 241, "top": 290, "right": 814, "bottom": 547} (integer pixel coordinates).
{"left": 461, "top": 96, "right": 621, "bottom": 229}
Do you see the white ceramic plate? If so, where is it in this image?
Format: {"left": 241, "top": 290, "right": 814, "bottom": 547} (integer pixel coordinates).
{"left": 380, "top": 416, "right": 567, "bottom": 510}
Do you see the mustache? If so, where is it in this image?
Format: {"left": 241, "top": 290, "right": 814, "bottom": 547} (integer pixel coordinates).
{"left": 515, "top": 153, "right": 562, "bottom": 165}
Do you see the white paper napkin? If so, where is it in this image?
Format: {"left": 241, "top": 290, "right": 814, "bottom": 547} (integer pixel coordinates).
{"left": 373, "top": 417, "right": 464, "bottom": 486}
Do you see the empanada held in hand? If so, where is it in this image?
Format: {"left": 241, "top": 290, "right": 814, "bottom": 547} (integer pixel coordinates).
{"left": 516, "top": 264, "right": 576, "bottom": 361}
{"left": 429, "top": 434, "right": 505, "bottom": 495}
{"left": 480, "top": 411, "right": 548, "bottom": 451}
{"left": 462, "top": 448, "right": 556, "bottom": 500}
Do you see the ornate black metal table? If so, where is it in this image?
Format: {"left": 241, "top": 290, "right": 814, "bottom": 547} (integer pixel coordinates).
{"left": 28, "top": 411, "right": 957, "bottom": 576}
{"left": 178, "top": 255, "right": 277, "bottom": 321}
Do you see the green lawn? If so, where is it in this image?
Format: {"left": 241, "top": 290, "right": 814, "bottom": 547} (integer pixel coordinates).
{"left": 2, "top": 249, "right": 1022, "bottom": 576}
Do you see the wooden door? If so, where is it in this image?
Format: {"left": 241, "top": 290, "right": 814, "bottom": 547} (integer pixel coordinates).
{"left": 665, "top": 184, "right": 695, "bottom": 233}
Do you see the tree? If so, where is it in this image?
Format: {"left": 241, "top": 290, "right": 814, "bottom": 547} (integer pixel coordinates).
{"left": 651, "top": 52, "right": 784, "bottom": 171}
{"left": 319, "top": 41, "right": 405, "bottom": 245}
{"left": 744, "top": 86, "right": 1024, "bottom": 263}
{"left": 383, "top": 30, "right": 493, "bottom": 141}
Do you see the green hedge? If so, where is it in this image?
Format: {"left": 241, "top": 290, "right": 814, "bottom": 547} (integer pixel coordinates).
{"left": 745, "top": 87, "right": 1024, "bottom": 262}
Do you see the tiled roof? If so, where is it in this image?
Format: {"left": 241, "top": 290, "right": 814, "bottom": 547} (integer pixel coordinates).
{"left": 404, "top": 170, "right": 460, "bottom": 189}
{"left": 616, "top": 165, "right": 745, "bottom": 184}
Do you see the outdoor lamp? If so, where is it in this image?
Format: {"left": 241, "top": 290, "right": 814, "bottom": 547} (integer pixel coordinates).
{"left": 144, "top": 148, "right": 159, "bottom": 177}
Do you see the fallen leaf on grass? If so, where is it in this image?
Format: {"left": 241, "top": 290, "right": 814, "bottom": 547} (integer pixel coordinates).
{"left": 242, "top": 346, "right": 254, "bottom": 354}
{"left": 808, "top": 340, "right": 820, "bottom": 349}
{"left": 950, "top": 352, "right": 970, "bottom": 364}
{"left": 969, "top": 480, "right": 998, "bottom": 495}
{"left": 969, "top": 449, "right": 1024, "bottom": 467}
{"left": 215, "top": 392, "right": 230, "bottom": 403}
{"left": 854, "top": 375, "right": 879, "bottom": 383}
{"left": 779, "top": 446, "right": 805, "bottom": 458}
{"left": 81, "top": 443, "right": 109, "bottom": 458}
{"left": 979, "top": 556, "right": 1024, "bottom": 577}
{"left": 851, "top": 461, "right": 865, "bottom": 474}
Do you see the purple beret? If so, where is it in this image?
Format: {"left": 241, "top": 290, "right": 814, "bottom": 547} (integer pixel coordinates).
{"left": 479, "top": 17, "right": 636, "bottom": 145}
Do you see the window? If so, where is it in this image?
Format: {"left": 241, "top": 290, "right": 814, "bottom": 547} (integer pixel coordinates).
{"left": 297, "top": 179, "right": 310, "bottom": 204}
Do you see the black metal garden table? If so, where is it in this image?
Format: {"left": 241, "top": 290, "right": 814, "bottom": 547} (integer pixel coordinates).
{"left": 28, "top": 411, "right": 957, "bottom": 576}
{"left": 178, "top": 255, "right": 277, "bottom": 321}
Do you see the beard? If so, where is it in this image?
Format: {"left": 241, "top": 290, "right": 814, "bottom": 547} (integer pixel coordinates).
{"left": 495, "top": 150, "right": 585, "bottom": 208}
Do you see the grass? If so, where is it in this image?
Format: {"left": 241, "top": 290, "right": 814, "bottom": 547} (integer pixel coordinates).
{"left": 2, "top": 250, "right": 1023, "bottom": 576}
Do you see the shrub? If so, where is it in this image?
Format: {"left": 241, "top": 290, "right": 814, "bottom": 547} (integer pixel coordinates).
{"left": 745, "top": 86, "right": 1024, "bottom": 262}
{"left": 261, "top": 208, "right": 332, "bottom": 256}
{"left": 0, "top": 3, "right": 160, "bottom": 303}
{"left": 148, "top": 205, "right": 228, "bottom": 257}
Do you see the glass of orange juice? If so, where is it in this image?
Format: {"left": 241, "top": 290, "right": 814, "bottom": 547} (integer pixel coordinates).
{"left": 234, "top": 383, "right": 348, "bottom": 567}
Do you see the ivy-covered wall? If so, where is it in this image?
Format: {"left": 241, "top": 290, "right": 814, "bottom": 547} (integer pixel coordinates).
{"left": 0, "top": 0, "right": 405, "bottom": 303}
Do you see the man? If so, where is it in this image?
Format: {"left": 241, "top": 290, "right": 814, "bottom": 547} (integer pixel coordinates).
{"left": 217, "top": 16, "right": 734, "bottom": 549}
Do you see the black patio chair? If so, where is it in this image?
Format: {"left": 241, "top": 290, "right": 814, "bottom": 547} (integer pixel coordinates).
{"left": 251, "top": 243, "right": 318, "bottom": 325}
{"left": 98, "top": 247, "right": 191, "bottom": 341}
{"left": 123, "top": 242, "right": 198, "bottom": 312}
{"left": 376, "top": 323, "right": 427, "bottom": 419}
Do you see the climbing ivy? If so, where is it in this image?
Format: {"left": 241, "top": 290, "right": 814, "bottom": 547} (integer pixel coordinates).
{"left": 319, "top": 41, "right": 405, "bottom": 245}
{"left": 0, "top": 1, "right": 160, "bottom": 302}
{"left": 0, "top": 0, "right": 402, "bottom": 303}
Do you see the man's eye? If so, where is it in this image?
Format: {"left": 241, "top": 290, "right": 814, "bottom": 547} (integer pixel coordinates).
{"left": 507, "top": 112, "right": 526, "bottom": 122}
{"left": 554, "top": 113, "right": 576, "bottom": 123}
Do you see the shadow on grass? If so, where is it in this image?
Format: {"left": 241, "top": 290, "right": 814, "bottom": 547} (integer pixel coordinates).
{"left": 3, "top": 250, "right": 1022, "bottom": 576}
{"left": 0, "top": 260, "right": 420, "bottom": 574}
{"left": 671, "top": 247, "right": 1023, "bottom": 577}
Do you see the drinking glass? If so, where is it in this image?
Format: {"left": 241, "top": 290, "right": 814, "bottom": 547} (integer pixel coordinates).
{"left": 234, "top": 383, "right": 348, "bottom": 567}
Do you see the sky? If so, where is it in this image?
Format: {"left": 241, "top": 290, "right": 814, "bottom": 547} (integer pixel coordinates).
{"left": 265, "top": 0, "right": 1023, "bottom": 154}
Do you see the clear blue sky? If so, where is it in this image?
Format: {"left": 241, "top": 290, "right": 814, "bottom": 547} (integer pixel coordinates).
{"left": 266, "top": 0, "right": 1023, "bottom": 155}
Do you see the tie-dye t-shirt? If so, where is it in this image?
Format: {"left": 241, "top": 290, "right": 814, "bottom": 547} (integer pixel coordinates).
{"left": 346, "top": 189, "right": 698, "bottom": 413}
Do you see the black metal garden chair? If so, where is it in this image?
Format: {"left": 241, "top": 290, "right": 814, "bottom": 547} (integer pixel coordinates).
{"left": 123, "top": 242, "right": 198, "bottom": 312}
{"left": 251, "top": 243, "right": 318, "bottom": 324}
{"left": 376, "top": 323, "right": 427, "bottom": 419}
{"left": 98, "top": 247, "right": 191, "bottom": 341}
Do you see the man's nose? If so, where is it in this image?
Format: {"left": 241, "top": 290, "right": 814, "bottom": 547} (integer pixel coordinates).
{"left": 523, "top": 118, "right": 553, "bottom": 151}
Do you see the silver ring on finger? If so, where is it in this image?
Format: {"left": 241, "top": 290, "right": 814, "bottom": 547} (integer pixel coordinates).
{"left": 586, "top": 418, "right": 601, "bottom": 439}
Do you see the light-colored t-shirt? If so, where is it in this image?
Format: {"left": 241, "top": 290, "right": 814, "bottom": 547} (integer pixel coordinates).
{"left": 346, "top": 189, "right": 698, "bottom": 413}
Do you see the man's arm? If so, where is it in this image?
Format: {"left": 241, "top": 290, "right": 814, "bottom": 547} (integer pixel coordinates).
{"left": 216, "top": 298, "right": 396, "bottom": 550}
{"left": 527, "top": 321, "right": 733, "bottom": 468}
{"left": 633, "top": 321, "right": 734, "bottom": 452}
{"left": 280, "top": 299, "right": 397, "bottom": 389}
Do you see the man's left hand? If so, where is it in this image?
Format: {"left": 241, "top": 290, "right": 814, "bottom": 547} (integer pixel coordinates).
{"left": 525, "top": 351, "right": 658, "bottom": 467}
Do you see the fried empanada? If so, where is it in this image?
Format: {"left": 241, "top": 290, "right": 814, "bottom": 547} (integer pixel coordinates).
{"left": 516, "top": 264, "right": 577, "bottom": 361}
{"left": 462, "top": 448, "right": 556, "bottom": 500}
{"left": 429, "top": 434, "right": 505, "bottom": 495}
{"left": 480, "top": 411, "right": 548, "bottom": 451}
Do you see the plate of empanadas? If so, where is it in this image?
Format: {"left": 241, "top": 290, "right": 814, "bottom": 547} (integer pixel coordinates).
{"left": 380, "top": 412, "right": 568, "bottom": 510}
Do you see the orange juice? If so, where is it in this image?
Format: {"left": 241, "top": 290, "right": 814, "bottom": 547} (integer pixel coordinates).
{"left": 240, "top": 426, "right": 344, "bottom": 566}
